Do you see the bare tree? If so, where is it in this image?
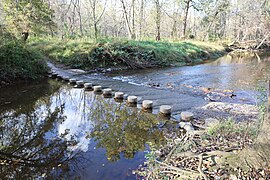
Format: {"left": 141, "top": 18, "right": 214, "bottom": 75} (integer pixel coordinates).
{"left": 139, "top": 0, "right": 144, "bottom": 39}
{"left": 1, "top": 0, "right": 266, "bottom": 42}
{"left": 120, "top": 0, "right": 136, "bottom": 39}
{"left": 202, "top": 0, "right": 229, "bottom": 41}
{"left": 154, "top": 0, "right": 161, "bottom": 41}
{"left": 89, "top": 0, "right": 107, "bottom": 40}
{"left": 182, "top": 0, "right": 192, "bottom": 38}
{"left": 161, "top": 2, "right": 180, "bottom": 39}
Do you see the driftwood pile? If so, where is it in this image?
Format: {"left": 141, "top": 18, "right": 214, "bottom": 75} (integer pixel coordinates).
{"left": 228, "top": 33, "right": 270, "bottom": 51}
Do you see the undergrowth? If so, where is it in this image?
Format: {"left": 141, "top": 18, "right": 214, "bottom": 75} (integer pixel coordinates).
{"left": 0, "top": 29, "right": 48, "bottom": 84}
{"left": 207, "top": 118, "right": 258, "bottom": 138}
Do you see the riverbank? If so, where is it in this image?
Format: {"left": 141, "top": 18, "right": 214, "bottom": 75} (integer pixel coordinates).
{"left": 29, "top": 38, "right": 226, "bottom": 70}
{"left": 0, "top": 31, "right": 48, "bottom": 86}
{"left": 135, "top": 110, "right": 268, "bottom": 179}
{"left": 1, "top": 36, "right": 226, "bottom": 86}
{"left": 133, "top": 78, "right": 269, "bottom": 179}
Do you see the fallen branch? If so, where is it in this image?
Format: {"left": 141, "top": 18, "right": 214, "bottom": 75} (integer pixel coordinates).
{"left": 175, "top": 149, "right": 235, "bottom": 159}
{"left": 165, "top": 135, "right": 188, "bottom": 162}
{"left": 160, "top": 170, "right": 198, "bottom": 179}
{"left": 198, "top": 153, "right": 209, "bottom": 180}
{"left": 256, "top": 33, "right": 270, "bottom": 49}
{"left": 155, "top": 160, "right": 200, "bottom": 175}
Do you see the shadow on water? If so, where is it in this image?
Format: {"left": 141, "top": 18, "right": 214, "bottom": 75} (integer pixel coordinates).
{"left": 0, "top": 79, "right": 166, "bottom": 179}
{"left": 0, "top": 79, "right": 61, "bottom": 113}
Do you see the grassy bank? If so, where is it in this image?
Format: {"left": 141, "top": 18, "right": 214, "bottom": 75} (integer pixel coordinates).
{"left": 29, "top": 38, "right": 226, "bottom": 70}
{"left": 0, "top": 31, "right": 48, "bottom": 85}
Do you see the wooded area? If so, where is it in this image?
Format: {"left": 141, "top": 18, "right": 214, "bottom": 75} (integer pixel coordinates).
{"left": 1, "top": 1, "right": 270, "bottom": 179}
{"left": 0, "top": 0, "right": 269, "bottom": 43}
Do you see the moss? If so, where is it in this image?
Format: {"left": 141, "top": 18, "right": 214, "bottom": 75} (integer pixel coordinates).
{"left": 29, "top": 37, "right": 226, "bottom": 69}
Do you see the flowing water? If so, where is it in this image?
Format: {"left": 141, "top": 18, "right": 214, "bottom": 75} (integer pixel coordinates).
{"left": 108, "top": 52, "right": 270, "bottom": 105}
{"left": 0, "top": 52, "right": 270, "bottom": 179}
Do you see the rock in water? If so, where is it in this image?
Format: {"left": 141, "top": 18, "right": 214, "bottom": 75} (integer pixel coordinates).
{"left": 181, "top": 111, "right": 194, "bottom": 121}
{"left": 93, "top": 86, "right": 102, "bottom": 92}
{"left": 142, "top": 100, "right": 153, "bottom": 109}
{"left": 160, "top": 105, "right": 172, "bottom": 115}
{"left": 127, "top": 96, "right": 138, "bottom": 103}
{"left": 114, "top": 92, "right": 124, "bottom": 99}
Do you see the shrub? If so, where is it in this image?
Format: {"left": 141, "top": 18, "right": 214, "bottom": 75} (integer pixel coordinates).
{"left": 0, "top": 29, "right": 48, "bottom": 84}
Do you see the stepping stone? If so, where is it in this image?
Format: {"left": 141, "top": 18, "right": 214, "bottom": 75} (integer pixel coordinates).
{"left": 181, "top": 111, "right": 194, "bottom": 121}
{"left": 160, "top": 105, "right": 172, "bottom": 115}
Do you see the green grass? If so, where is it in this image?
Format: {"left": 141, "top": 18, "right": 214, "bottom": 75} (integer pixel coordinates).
{"left": 0, "top": 30, "right": 48, "bottom": 84}
{"left": 128, "top": 40, "right": 225, "bottom": 65}
{"left": 29, "top": 37, "right": 226, "bottom": 69}
{"left": 207, "top": 118, "right": 258, "bottom": 138}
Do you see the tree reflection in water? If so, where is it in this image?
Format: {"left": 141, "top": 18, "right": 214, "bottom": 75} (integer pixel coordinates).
{"left": 0, "top": 103, "right": 79, "bottom": 179}
{"left": 0, "top": 80, "right": 79, "bottom": 179}
{"left": 89, "top": 96, "right": 165, "bottom": 162}
{"left": 0, "top": 80, "right": 166, "bottom": 179}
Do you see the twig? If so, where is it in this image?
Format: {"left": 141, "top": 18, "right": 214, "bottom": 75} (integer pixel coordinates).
{"left": 160, "top": 170, "right": 197, "bottom": 178}
{"left": 255, "top": 53, "right": 261, "bottom": 62}
{"left": 198, "top": 153, "right": 209, "bottom": 180}
{"left": 175, "top": 150, "right": 234, "bottom": 159}
{"left": 256, "top": 33, "right": 270, "bottom": 49}
{"left": 146, "top": 171, "right": 152, "bottom": 180}
{"left": 165, "top": 135, "right": 187, "bottom": 162}
{"left": 155, "top": 160, "right": 200, "bottom": 175}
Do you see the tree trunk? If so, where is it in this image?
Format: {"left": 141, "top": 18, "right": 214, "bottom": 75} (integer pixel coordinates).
{"left": 182, "top": 0, "right": 191, "bottom": 39}
{"left": 203, "top": 11, "right": 219, "bottom": 41}
{"left": 131, "top": 0, "right": 136, "bottom": 39}
{"left": 77, "top": 0, "right": 83, "bottom": 36}
{"left": 155, "top": 0, "right": 161, "bottom": 41}
{"left": 139, "top": 0, "right": 144, "bottom": 39}
{"left": 171, "top": 20, "right": 177, "bottom": 39}
{"left": 90, "top": 0, "right": 98, "bottom": 40}
{"left": 94, "top": 23, "right": 98, "bottom": 40}
{"left": 120, "top": 0, "right": 134, "bottom": 39}
{"left": 89, "top": 0, "right": 107, "bottom": 40}
{"left": 22, "top": 32, "right": 29, "bottom": 42}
